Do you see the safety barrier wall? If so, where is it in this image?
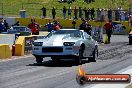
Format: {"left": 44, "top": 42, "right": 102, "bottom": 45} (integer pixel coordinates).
{"left": 15, "top": 18, "right": 131, "bottom": 32}
{"left": 14, "top": 32, "right": 49, "bottom": 56}
{"left": 0, "top": 44, "right": 12, "bottom": 59}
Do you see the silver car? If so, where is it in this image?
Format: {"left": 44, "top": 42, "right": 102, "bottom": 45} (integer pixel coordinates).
{"left": 32, "top": 29, "right": 98, "bottom": 64}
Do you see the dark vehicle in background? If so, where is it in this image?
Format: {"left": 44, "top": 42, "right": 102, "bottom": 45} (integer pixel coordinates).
{"left": 7, "top": 26, "right": 31, "bottom": 35}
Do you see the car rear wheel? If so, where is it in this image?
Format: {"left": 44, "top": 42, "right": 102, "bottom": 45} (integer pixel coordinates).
{"left": 35, "top": 56, "right": 43, "bottom": 64}
{"left": 89, "top": 49, "right": 96, "bottom": 62}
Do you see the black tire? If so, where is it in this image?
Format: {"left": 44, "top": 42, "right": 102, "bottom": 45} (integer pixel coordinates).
{"left": 89, "top": 50, "right": 96, "bottom": 62}
{"left": 51, "top": 57, "right": 60, "bottom": 63}
{"left": 129, "top": 39, "right": 132, "bottom": 45}
{"left": 35, "top": 56, "right": 43, "bottom": 64}
{"left": 75, "top": 46, "right": 84, "bottom": 65}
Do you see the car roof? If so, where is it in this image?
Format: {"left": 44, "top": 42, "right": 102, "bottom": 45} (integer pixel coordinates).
{"left": 60, "top": 29, "right": 79, "bottom": 30}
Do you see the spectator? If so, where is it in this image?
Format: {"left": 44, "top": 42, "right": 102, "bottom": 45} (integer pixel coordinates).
{"left": 63, "top": 6, "right": 67, "bottom": 19}
{"left": 41, "top": 7, "right": 46, "bottom": 18}
{"left": 68, "top": 6, "right": 72, "bottom": 19}
{"left": 13, "top": 21, "right": 20, "bottom": 26}
{"left": 53, "top": 20, "right": 62, "bottom": 30}
{"left": 52, "top": 7, "right": 56, "bottom": 19}
{"left": 118, "top": 6, "right": 123, "bottom": 21}
{"left": 87, "top": 8, "right": 91, "bottom": 20}
{"left": 79, "top": 19, "right": 92, "bottom": 35}
{"left": 108, "top": 8, "right": 112, "bottom": 20}
{"left": 72, "top": 19, "right": 76, "bottom": 29}
{"left": 79, "top": 7, "right": 83, "bottom": 19}
{"left": 85, "top": 21, "right": 92, "bottom": 35}
{"left": 91, "top": 8, "right": 95, "bottom": 20}
{"left": 83, "top": 7, "right": 87, "bottom": 20}
{"left": 97, "top": 8, "right": 101, "bottom": 21}
{"left": 3, "top": 20, "right": 9, "bottom": 32}
{"left": 45, "top": 20, "right": 54, "bottom": 32}
{"left": 100, "top": 9, "right": 105, "bottom": 21}
{"left": 115, "top": 9, "right": 119, "bottom": 21}
{"left": 74, "top": 6, "right": 78, "bottom": 19}
{"left": 28, "top": 19, "right": 40, "bottom": 35}
{"left": 79, "top": 19, "right": 87, "bottom": 30}
{"left": 103, "top": 20, "right": 113, "bottom": 43}
{"left": 0, "top": 19, "right": 4, "bottom": 33}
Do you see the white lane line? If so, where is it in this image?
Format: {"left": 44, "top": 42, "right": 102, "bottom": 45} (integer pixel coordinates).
{"left": 85, "top": 66, "right": 132, "bottom": 88}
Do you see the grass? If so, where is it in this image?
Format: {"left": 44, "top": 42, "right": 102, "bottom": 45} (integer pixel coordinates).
{"left": 0, "top": 0, "right": 131, "bottom": 18}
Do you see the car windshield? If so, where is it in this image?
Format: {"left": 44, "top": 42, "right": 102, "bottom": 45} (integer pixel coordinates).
{"left": 13, "top": 27, "right": 26, "bottom": 32}
{"left": 46, "top": 30, "right": 82, "bottom": 38}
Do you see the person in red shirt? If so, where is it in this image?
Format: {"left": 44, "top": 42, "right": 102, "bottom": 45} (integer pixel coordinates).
{"left": 28, "top": 19, "right": 40, "bottom": 35}
{"left": 103, "top": 20, "right": 113, "bottom": 43}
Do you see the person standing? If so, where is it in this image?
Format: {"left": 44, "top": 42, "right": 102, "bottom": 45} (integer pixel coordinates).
{"left": 68, "top": 6, "right": 72, "bottom": 19}
{"left": 79, "top": 7, "right": 83, "bottom": 19}
{"left": 85, "top": 21, "right": 92, "bottom": 35}
{"left": 41, "top": 7, "right": 46, "bottom": 18}
{"left": 63, "top": 6, "right": 67, "bottom": 19}
{"left": 3, "top": 20, "right": 9, "bottom": 32}
{"left": 0, "top": 19, "right": 4, "bottom": 33}
{"left": 103, "top": 20, "right": 113, "bottom": 43}
{"left": 45, "top": 20, "right": 54, "bottom": 32}
{"left": 83, "top": 7, "right": 87, "bottom": 20}
{"left": 74, "top": 6, "right": 78, "bottom": 19}
{"left": 108, "top": 8, "right": 112, "bottom": 20}
{"left": 87, "top": 8, "right": 91, "bottom": 20}
{"left": 79, "top": 19, "right": 92, "bottom": 35}
{"left": 97, "top": 8, "right": 101, "bottom": 21}
{"left": 91, "top": 8, "right": 95, "bottom": 20}
{"left": 100, "top": 9, "right": 105, "bottom": 21}
{"left": 28, "top": 19, "right": 40, "bottom": 35}
{"left": 52, "top": 7, "right": 56, "bottom": 19}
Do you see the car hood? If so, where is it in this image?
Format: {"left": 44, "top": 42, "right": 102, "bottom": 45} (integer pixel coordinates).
{"left": 34, "top": 34, "right": 81, "bottom": 46}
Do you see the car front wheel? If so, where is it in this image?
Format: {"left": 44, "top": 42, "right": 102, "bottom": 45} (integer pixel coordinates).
{"left": 75, "top": 46, "right": 84, "bottom": 65}
{"left": 35, "top": 56, "right": 43, "bottom": 64}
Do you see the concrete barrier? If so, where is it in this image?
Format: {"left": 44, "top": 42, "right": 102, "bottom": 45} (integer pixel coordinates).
{"left": 14, "top": 32, "right": 49, "bottom": 56}
{"left": 14, "top": 18, "right": 131, "bottom": 34}
{"left": 0, "top": 44, "right": 12, "bottom": 59}
{"left": 15, "top": 36, "right": 31, "bottom": 56}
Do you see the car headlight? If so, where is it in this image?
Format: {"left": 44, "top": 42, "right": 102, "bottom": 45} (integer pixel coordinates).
{"left": 63, "top": 42, "right": 75, "bottom": 46}
{"left": 33, "top": 42, "right": 43, "bottom": 46}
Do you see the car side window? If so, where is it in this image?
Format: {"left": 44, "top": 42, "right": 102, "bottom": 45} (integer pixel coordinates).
{"left": 84, "top": 32, "right": 91, "bottom": 40}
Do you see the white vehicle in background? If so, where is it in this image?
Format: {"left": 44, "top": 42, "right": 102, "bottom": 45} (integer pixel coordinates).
{"left": 32, "top": 29, "right": 98, "bottom": 64}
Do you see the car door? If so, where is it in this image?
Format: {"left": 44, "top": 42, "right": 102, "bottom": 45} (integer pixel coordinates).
{"left": 83, "top": 32, "right": 92, "bottom": 57}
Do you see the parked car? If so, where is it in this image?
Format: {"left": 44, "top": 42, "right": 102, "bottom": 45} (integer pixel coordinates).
{"left": 112, "top": 22, "right": 126, "bottom": 34}
{"left": 7, "top": 26, "right": 31, "bottom": 35}
{"left": 32, "top": 29, "right": 98, "bottom": 64}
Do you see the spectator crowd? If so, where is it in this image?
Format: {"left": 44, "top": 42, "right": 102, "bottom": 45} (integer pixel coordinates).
{"left": 41, "top": 6, "right": 131, "bottom": 22}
